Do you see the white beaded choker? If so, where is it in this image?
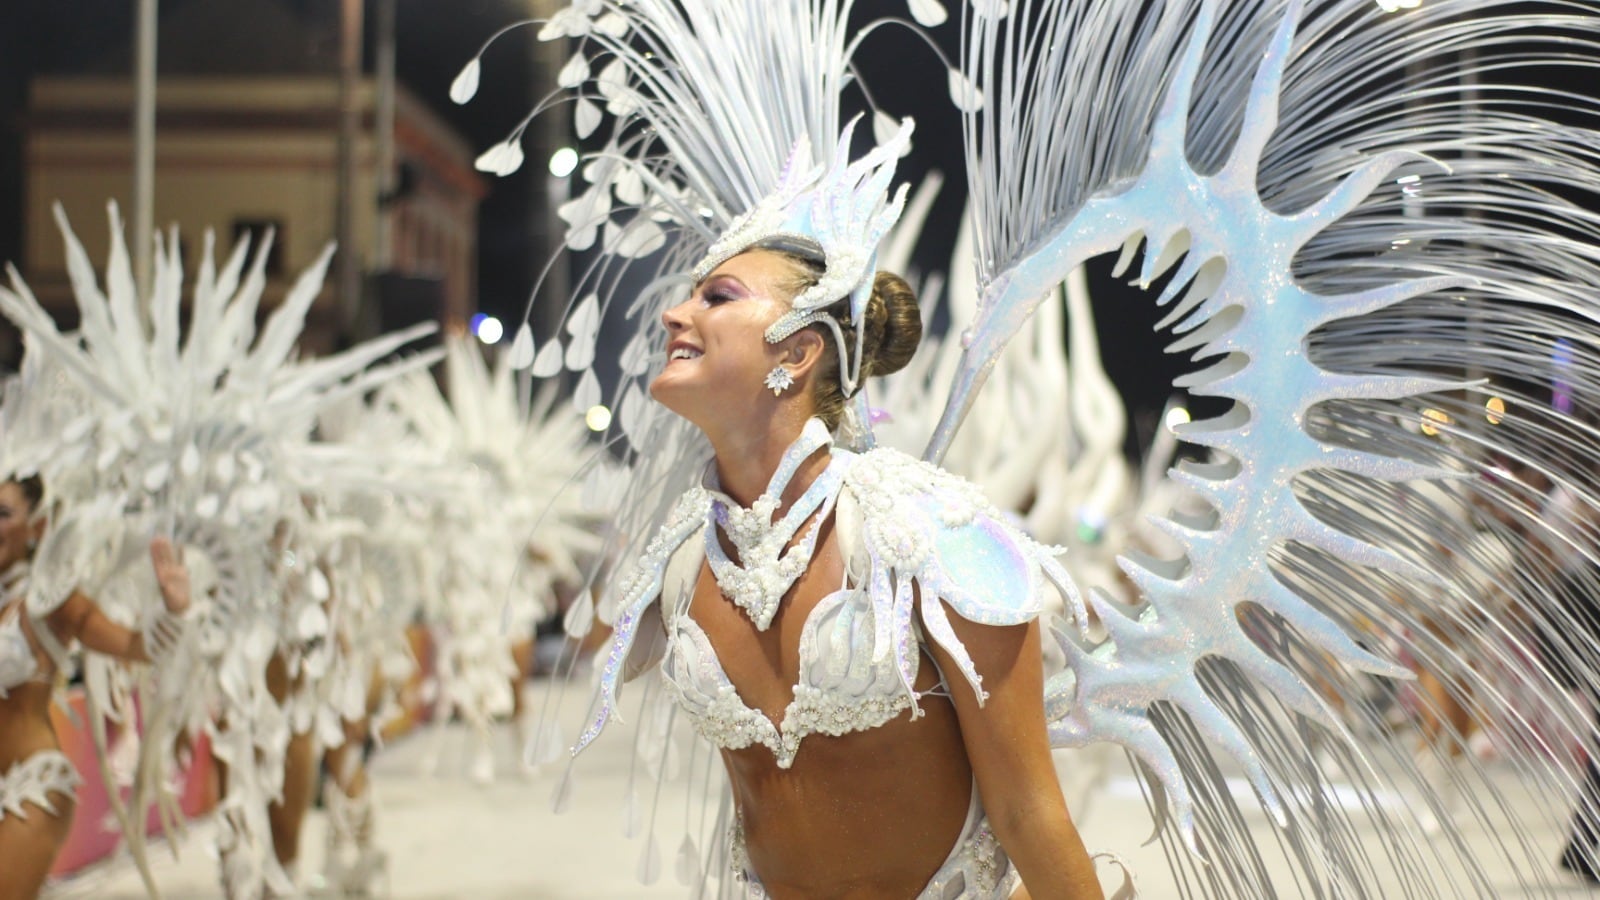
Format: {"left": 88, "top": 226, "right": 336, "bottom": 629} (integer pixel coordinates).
{"left": 704, "top": 419, "right": 844, "bottom": 630}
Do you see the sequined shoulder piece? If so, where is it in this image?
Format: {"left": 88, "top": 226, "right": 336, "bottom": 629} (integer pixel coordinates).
{"left": 573, "top": 485, "right": 712, "bottom": 756}
{"left": 842, "top": 447, "right": 1085, "bottom": 705}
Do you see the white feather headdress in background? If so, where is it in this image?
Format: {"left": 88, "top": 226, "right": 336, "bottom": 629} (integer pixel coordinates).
{"left": 0, "top": 202, "right": 440, "bottom": 897}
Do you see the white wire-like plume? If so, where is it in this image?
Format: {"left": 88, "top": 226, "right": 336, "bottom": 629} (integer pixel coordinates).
{"left": 455, "top": 0, "right": 969, "bottom": 447}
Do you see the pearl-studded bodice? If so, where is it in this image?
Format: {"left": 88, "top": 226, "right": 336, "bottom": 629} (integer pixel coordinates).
{"left": 0, "top": 609, "right": 38, "bottom": 697}
{"left": 660, "top": 581, "right": 924, "bottom": 768}
{"left": 0, "top": 566, "right": 42, "bottom": 697}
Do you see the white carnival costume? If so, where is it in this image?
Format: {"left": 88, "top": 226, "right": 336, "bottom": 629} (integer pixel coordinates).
{"left": 0, "top": 562, "right": 83, "bottom": 827}
{"left": 380, "top": 334, "right": 608, "bottom": 782}
{"left": 589, "top": 415, "right": 1074, "bottom": 896}
{"left": 460, "top": 0, "right": 1600, "bottom": 896}
{"left": 0, "top": 205, "right": 440, "bottom": 897}
{"left": 304, "top": 394, "right": 456, "bottom": 894}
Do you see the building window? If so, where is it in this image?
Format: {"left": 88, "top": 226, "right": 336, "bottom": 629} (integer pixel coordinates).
{"left": 231, "top": 218, "right": 285, "bottom": 276}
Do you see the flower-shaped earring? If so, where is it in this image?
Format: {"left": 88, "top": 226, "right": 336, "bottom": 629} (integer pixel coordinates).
{"left": 764, "top": 366, "right": 794, "bottom": 396}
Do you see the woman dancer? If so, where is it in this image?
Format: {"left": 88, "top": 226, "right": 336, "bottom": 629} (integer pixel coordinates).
{"left": 0, "top": 476, "right": 190, "bottom": 900}
{"left": 623, "top": 244, "right": 1101, "bottom": 896}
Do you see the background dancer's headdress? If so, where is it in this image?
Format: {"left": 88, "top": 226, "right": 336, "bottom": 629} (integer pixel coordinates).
{"left": 0, "top": 204, "right": 440, "bottom": 898}
{"left": 378, "top": 335, "right": 608, "bottom": 754}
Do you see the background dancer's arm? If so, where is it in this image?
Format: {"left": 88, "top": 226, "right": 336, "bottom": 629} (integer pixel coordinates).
{"left": 923, "top": 607, "right": 1102, "bottom": 899}
{"left": 43, "top": 537, "right": 190, "bottom": 663}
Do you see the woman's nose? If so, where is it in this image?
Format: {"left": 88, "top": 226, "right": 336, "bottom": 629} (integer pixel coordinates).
{"left": 661, "top": 298, "right": 691, "bottom": 332}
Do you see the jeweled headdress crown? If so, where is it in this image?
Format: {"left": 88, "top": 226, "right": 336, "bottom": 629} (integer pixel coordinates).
{"left": 691, "top": 116, "right": 914, "bottom": 396}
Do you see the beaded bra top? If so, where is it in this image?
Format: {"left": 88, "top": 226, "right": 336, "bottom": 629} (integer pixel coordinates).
{"left": 660, "top": 586, "right": 921, "bottom": 768}
{"left": 0, "top": 567, "right": 40, "bottom": 695}
{"left": 574, "top": 420, "right": 1084, "bottom": 767}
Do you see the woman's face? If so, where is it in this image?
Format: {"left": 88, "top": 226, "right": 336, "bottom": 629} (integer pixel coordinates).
{"left": 650, "top": 249, "right": 798, "bottom": 426}
{"left": 0, "top": 482, "right": 38, "bottom": 573}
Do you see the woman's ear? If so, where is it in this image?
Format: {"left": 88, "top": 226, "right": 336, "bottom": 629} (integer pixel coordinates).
{"left": 782, "top": 328, "right": 828, "bottom": 386}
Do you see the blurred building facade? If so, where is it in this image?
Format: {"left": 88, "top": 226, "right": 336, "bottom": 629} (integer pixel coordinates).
{"left": 17, "top": 0, "right": 484, "bottom": 356}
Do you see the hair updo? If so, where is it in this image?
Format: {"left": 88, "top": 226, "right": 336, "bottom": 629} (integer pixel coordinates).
{"left": 14, "top": 475, "right": 42, "bottom": 512}
{"left": 778, "top": 253, "right": 923, "bottom": 429}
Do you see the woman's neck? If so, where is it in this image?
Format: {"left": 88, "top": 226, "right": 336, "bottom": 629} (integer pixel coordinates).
{"left": 705, "top": 411, "right": 831, "bottom": 512}
{"left": 1, "top": 559, "right": 27, "bottom": 598}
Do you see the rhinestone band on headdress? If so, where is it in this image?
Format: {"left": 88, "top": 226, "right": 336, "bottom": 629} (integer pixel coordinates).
{"left": 692, "top": 116, "right": 915, "bottom": 396}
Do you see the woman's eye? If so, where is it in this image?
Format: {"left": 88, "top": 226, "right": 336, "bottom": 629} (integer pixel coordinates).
{"left": 705, "top": 291, "right": 733, "bottom": 305}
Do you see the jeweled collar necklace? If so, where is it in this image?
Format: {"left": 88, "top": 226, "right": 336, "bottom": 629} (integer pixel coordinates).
{"left": 702, "top": 418, "right": 849, "bottom": 630}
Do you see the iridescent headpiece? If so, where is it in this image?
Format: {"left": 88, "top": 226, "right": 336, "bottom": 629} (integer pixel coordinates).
{"left": 692, "top": 117, "right": 914, "bottom": 396}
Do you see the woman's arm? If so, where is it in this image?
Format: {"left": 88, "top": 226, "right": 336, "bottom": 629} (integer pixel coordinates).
{"left": 46, "top": 590, "right": 149, "bottom": 662}
{"left": 921, "top": 604, "right": 1103, "bottom": 899}
{"left": 42, "top": 537, "right": 192, "bottom": 664}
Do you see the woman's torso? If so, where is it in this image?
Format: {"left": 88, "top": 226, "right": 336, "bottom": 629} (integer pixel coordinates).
{"left": 679, "top": 514, "right": 977, "bottom": 898}
{"left": 0, "top": 600, "right": 64, "bottom": 769}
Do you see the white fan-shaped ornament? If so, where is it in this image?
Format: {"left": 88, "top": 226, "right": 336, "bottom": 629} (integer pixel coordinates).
{"left": 636, "top": 834, "right": 662, "bottom": 885}
{"left": 474, "top": 139, "right": 525, "bottom": 176}
{"left": 573, "top": 369, "right": 602, "bottom": 413}
{"left": 594, "top": 11, "right": 627, "bottom": 37}
{"left": 598, "top": 58, "right": 637, "bottom": 116}
{"left": 618, "top": 382, "right": 648, "bottom": 442}
{"left": 142, "top": 461, "right": 171, "bottom": 491}
{"left": 948, "top": 68, "right": 984, "bottom": 112}
{"left": 613, "top": 168, "right": 647, "bottom": 205}
{"left": 179, "top": 442, "right": 201, "bottom": 476}
{"left": 619, "top": 332, "right": 652, "bottom": 376}
{"left": 557, "top": 186, "right": 611, "bottom": 251}
{"left": 674, "top": 835, "right": 699, "bottom": 886}
{"left": 621, "top": 788, "right": 643, "bottom": 838}
{"left": 612, "top": 218, "right": 667, "bottom": 259}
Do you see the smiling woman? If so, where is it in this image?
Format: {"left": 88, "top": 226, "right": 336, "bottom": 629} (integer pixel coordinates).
{"left": 0, "top": 477, "right": 192, "bottom": 900}
{"left": 652, "top": 250, "right": 920, "bottom": 439}
{"left": 591, "top": 246, "right": 1103, "bottom": 898}
{"left": 568, "top": 108, "right": 1102, "bottom": 892}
